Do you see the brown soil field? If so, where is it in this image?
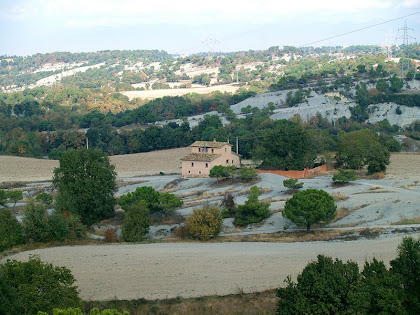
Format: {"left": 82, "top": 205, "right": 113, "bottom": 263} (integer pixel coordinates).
{"left": 385, "top": 152, "right": 420, "bottom": 179}
{"left": 6, "top": 234, "right": 419, "bottom": 300}
{"left": 0, "top": 147, "right": 189, "bottom": 183}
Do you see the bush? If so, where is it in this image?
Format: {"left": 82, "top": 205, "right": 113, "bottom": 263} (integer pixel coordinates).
{"left": 221, "top": 192, "right": 236, "bottom": 218}
{"left": 122, "top": 201, "right": 151, "bottom": 242}
{"left": 38, "top": 307, "right": 129, "bottom": 315}
{"left": 0, "top": 256, "right": 81, "bottom": 314}
{"left": 186, "top": 205, "right": 223, "bottom": 241}
{"left": 104, "top": 228, "right": 118, "bottom": 243}
{"left": 283, "top": 178, "right": 304, "bottom": 190}
{"left": 234, "top": 186, "right": 270, "bottom": 226}
{"left": 332, "top": 168, "right": 357, "bottom": 183}
{"left": 237, "top": 168, "right": 258, "bottom": 182}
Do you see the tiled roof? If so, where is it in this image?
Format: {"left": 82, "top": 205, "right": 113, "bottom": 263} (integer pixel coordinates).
{"left": 181, "top": 153, "right": 221, "bottom": 162}
{"left": 190, "top": 141, "right": 231, "bottom": 149}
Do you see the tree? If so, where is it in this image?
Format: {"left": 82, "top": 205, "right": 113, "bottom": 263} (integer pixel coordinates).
{"left": 332, "top": 168, "right": 356, "bottom": 184}
{"left": 234, "top": 186, "right": 270, "bottom": 226}
{"left": 0, "top": 208, "right": 23, "bottom": 252}
{"left": 22, "top": 200, "right": 50, "bottom": 243}
{"left": 1, "top": 256, "right": 81, "bottom": 314}
{"left": 254, "top": 120, "right": 315, "bottom": 170}
{"left": 276, "top": 255, "right": 360, "bottom": 314}
{"left": 348, "top": 259, "right": 406, "bottom": 314}
{"left": 236, "top": 167, "right": 258, "bottom": 182}
{"left": 186, "top": 205, "right": 223, "bottom": 241}
{"left": 283, "top": 178, "right": 304, "bottom": 191}
{"left": 6, "top": 191, "right": 23, "bottom": 210}
{"left": 336, "top": 129, "right": 390, "bottom": 174}
{"left": 53, "top": 149, "right": 117, "bottom": 226}
{"left": 283, "top": 189, "right": 336, "bottom": 231}
{"left": 221, "top": 192, "right": 236, "bottom": 218}
{"left": 0, "top": 189, "right": 7, "bottom": 207}
{"left": 122, "top": 201, "right": 151, "bottom": 242}
{"left": 35, "top": 192, "right": 53, "bottom": 206}
{"left": 209, "top": 165, "right": 236, "bottom": 181}
{"left": 390, "top": 236, "right": 420, "bottom": 313}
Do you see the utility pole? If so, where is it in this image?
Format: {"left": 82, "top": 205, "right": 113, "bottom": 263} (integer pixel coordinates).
{"left": 86, "top": 136, "right": 89, "bottom": 149}
{"left": 236, "top": 137, "right": 239, "bottom": 155}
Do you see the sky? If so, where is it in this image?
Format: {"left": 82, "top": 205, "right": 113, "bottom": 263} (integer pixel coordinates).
{"left": 0, "top": 0, "right": 419, "bottom": 56}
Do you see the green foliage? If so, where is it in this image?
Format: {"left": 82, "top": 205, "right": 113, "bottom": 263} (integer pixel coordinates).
{"left": 277, "top": 255, "right": 360, "bottom": 314}
{"left": 1, "top": 256, "right": 81, "bottom": 314}
{"left": 209, "top": 165, "right": 236, "bottom": 181}
{"left": 22, "top": 200, "right": 85, "bottom": 243}
{"left": 35, "top": 192, "right": 53, "bottom": 205}
{"left": 332, "top": 168, "right": 356, "bottom": 183}
{"left": 348, "top": 258, "right": 406, "bottom": 314}
{"left": 0, "top": 208, "right": 23, "bottom": 252}
{"left": 283, "top": 189, "right": 336, "bottom": 231}
{"left": 336, "top": 129, "right": 390, "bottom": 174}
{"left": 22, "top": 200, "right": 50, "bottom": 243}
{"left": 282, "top": 178, "right": 304, "bottom": 190}
{"left": 119, "top": 186, "right": 182, "bottom": 215}
{"left": 53, "top": 149, "right": 117, "bottom": 226}
{"left": 186, "top": 205, "right": 223, "bottom": 241}
{"left": 0, "top": 189, "right": 7, "bottom": 207}
{"left": 234, "top": 186, "right": 270, "bottom": 226}
{"left": 221, "top": 192, "right": 236, "bottom": 218}
{"left": 390, "top": 237, "right": 420, "bottom": 313}
{"left": 236, "top": 168, "right": 258, "bottom": 182}
{"left": 122, "top": 201, "right": 151, "bottom": 242}
{"left": 254, "top": 120, "right": 315, "bottom": 170}
{"left": 38, "top": 308, "right": 129, "bottom": 315}
{"left": 6, "top": 190, "right": 23, "bottom": 209}
{"left": 277, "top": 237, "right": 420, "bottom": 314}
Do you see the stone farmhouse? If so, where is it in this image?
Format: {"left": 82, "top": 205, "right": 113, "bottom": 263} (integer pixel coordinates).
{"left": 181, "top": 140, "right": 241, "bottom": 177}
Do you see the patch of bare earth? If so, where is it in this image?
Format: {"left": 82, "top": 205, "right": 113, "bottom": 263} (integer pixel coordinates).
{"left": 0, "top": 147, "right": 189, "bottom": 182}
{"left": 386, "top": 153, "right": 420, "bottom": 179}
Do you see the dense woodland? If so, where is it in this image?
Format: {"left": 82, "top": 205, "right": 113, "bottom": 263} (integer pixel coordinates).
{"left": 0, "top": 45, "right": 419, "bottom": 161}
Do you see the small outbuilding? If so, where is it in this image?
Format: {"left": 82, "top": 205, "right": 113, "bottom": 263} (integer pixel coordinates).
{"left": 181, "top": 140, "right": 240, "bottom": 177}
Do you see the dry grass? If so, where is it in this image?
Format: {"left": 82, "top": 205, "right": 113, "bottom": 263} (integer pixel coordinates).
{"left": 392, "top": 217, "right": 420, "bottom": 225}
{"left": 330, "top": 207, "right": 353, "bottom": 223}
{"left": 369, "top": 185, "right": 383, "bottom": 190}
{"left": 399, "top": 181, "right": 420, "bottom": 191}
{"left": 84, "top": 289, "right": 277, "bottom": 315}
{"left": 330, "top": 192, "right": 349, "bottom": 202}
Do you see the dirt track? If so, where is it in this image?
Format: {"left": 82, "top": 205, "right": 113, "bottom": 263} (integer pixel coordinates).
{"left": 5, "top": 234, "right": 419, "bottom": 300}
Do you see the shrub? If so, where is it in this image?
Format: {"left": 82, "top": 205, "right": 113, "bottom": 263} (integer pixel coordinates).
{"left": 104, "top": 228, "right": 118, "bottom": 243}
{"left": 332, "top": 168, "right": 357, "bottom": 183}
{"left": 283, "top": 178, "right": 304, "bottom": 190}
{"left": 221, "top": 192, "right": 236, "bottom": 218}
{"left": 234, "top": 186, "right": 270, "bottom": 226}
{"left": 237, "top": 168, "right": 258, "bottom": 182}
{"left": 186, "top": 205, "right": 223, "bottom": 241}
{"left": 35, "top": 192, "right": 53, "bottom": 205}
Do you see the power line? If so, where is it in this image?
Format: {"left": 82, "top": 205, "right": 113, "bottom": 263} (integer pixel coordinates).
{"left": 299, "top": 11, "right": 420, "bottom": 47}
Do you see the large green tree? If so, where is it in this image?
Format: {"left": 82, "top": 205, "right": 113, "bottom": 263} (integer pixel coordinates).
{"left": 336, "top": 129, "right": 390, "bottom": 174}
{"left": 53, "top": 149, "right": 117, "bottom": 226}
{"left": 253, "top": 120, "right": 315, "bottom": 170}
{"left": 234, "top": 186, "right": 270, "bottom": 226}
{"left": 283, "top": 189, "right": 336, "bottom": 231}
{"left": 277, "top": 255, "right": 360, "bottom": 314}
{"left": 0, "top": 256, "right": 81, "bottom": 314}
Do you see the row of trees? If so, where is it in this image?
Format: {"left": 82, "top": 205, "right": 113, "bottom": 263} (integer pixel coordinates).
{"left": 277, "top": 236, "right": 420, "bottom": 314}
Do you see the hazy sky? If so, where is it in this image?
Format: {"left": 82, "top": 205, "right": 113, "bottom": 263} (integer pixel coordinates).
{"left": 1, "top": 0, "right": 419, "bottom": 56}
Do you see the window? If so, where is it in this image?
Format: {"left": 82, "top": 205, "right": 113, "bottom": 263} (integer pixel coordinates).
{"left": 225, "top": 148, "right": 227, "bottom": 152}
{"left": 211, "top": 149, "right": 214, "bottom": 153}
{"left": 232, "top": 160, "right": 234, "bottom": 164}
{"left": 226, "top": 159, "right": 229, "bottom": 164}
{"left": 191, "top": 162, "right": 194, "bottom": 167}
{"left": 188, "top": 170, "right": 191, "bottom": 174}
{"left": 205, "top": 163, "right": 208, "bottom": 168}
{"left": 199, "top": 171, "right": 201, "bottom": 174}
{"left": 198, "top": 148, "right": 201, "bottom": 152}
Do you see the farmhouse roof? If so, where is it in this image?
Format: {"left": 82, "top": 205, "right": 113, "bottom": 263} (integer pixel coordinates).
{"left": 190, "top": 140, "right": 231, "bottom": 149}
{"left": 181, "top": 153, "right": 221, "bottom": 162}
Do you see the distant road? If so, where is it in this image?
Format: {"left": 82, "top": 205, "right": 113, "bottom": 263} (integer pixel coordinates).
{"left": 5, "top": 234, "right": 419, "bottom": 301}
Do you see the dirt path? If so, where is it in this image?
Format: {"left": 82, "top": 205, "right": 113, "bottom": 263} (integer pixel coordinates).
{"left": 5, "top": 234, "right": 418, "bottom": 301}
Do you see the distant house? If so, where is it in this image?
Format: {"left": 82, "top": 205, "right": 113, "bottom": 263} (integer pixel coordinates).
{"left": 181, "top": 140, "right": 240, "bottom": 177}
